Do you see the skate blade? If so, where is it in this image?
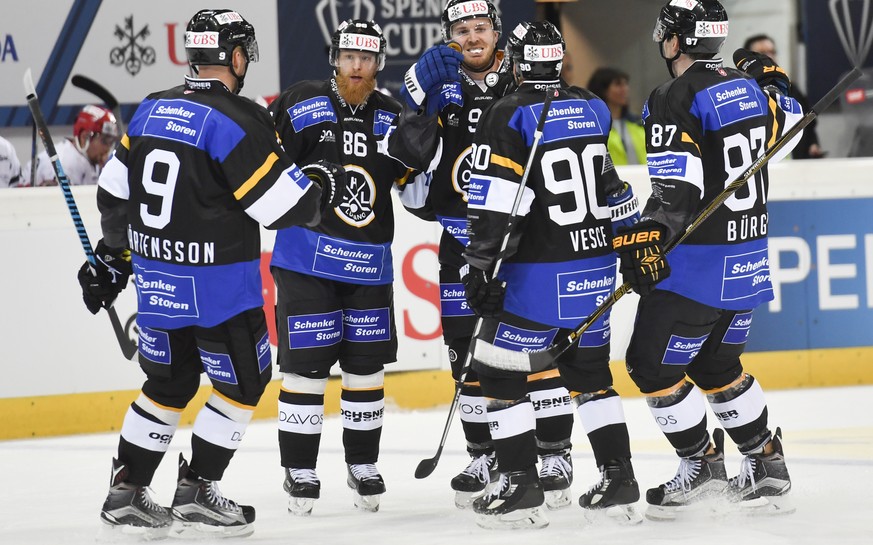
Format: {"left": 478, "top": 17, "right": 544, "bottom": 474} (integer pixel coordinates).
{"left": 97, "top": 522, "right": 170, "bottom": 542}
{"left": 454, "top": 490, "right": 479, "bottom": 510}
{"left": 730, "top": 494, "right": 796, "bottom": 516}
{"left": 544, "top": 488, "right": 572, "bottom": 510}
{"left": 169, "top": 520, "right": 254, "bottom": 539}
{"left": 353, "top": 493, "right": 381, "bottom": 512}
{"left": 475, "top": 506, "right": 549, "bottom": 530}
{"left": 288, "top": 496, "right": 316, "bottom": 516}
{"left": 582, "top": 503, "right": 643, "bottom": 525}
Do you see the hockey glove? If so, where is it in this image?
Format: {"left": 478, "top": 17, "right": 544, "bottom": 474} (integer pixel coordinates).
{"left": 400, "top": 45, "right": 463, "bottom": 113}
{"left": 733, "top": 48, "right": 790, "bottom": 96}
{"left": 607, "top": 182, "right": 640, "bottom": 231}
{"left": 302, "top": 160, "right": 347, "bottom": 212}
{"left": 613, "top": 221, "right": 670, "bottom": 297}
{"left": 461, "top": 264, "right": 505, "bottom": 317}
{"left": 77, "top": 239, "right": 132, "bottom": 315}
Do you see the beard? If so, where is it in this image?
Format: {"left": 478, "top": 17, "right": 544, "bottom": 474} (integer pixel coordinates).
{"left": 336, "top": 73, "right": 377, "bottom": 106}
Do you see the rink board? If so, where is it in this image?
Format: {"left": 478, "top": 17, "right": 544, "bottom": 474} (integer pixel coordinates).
{"left": 1, "top": 161, "right": 872, "bottom": 438}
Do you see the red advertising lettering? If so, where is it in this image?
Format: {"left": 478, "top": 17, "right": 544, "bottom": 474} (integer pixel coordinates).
{"left": 402, "top": 244, "right": 442, "bottom": 340}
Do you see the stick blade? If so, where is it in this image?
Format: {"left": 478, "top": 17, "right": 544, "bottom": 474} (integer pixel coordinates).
{"left": 414, "top": 456, "right": 439, "bottom": 479}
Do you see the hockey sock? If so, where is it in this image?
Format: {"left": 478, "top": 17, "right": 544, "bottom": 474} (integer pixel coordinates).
{"left": 189, "top": 391, "right": 255, "bottom": 481}
{"left": 705, "top": 374, "right": 771, "bottom": 454}
{"left": 458, "top": 382, "right": 493, "bottom": 452}
{"left": 341, "top": 370, "right": 385, "bottom": 465}
{"left": 646, "top": 381, "right": 710, "bottom": 458}
{"left": 573, "top": 387, "right": 631, "bottom": 466}
{"left": 527, "top": 369, "right": 574, "bottom": 455}
{"left": 118, "top": 393, "right": 183, "bottom": 485}
{"left": 486, "top": 397, "right": 537, "bottom": 472}
{"left": 278, "top": 372, "right": 328, "bottom": 468}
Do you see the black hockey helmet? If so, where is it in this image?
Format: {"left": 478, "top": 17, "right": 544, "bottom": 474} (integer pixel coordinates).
{"left": 330, "top": 19, "right": 387, "bottom": 72}
{"left": 185, "top": 9, "right": 259, "bottom": 68}
{"left": 653, "top": 0, "right": 728, "bottom": 56}
{"left": 505, "top": 21, "right": 565, "bottom": 81}
{"left": 441, "top": 0, "right": 502, "bottom": 42}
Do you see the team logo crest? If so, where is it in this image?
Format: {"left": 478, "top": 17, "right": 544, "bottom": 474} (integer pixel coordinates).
{"left": 336, "top": 165, "right": 376, "bottom": 227}
{"left": 451, "top": 146, "right": 474, "bottom": 202}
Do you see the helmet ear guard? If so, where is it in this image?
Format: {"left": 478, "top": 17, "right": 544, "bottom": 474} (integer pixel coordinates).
{"left": 330, "top": 19, "right": 387, "bottom": 72}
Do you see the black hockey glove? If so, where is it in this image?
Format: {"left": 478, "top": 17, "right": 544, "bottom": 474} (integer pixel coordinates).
{"left": 77, "top": 239, "right": 132, "bottom": 315}
{"left": 302, "top": 160, "right": 347, "bottom": 212}
{"left": 613, "top": 221, "right": 670, "bottom": 297}
{"left": 461, "top": 264, "right": 505, "bottom": 317}
{"left": 607, "top": 182, "right": 640, "bottom": 231}
{"left": 400, "top": 45, "right": 462, "bottom": 114}
{"left": 733, "top": 48, "right": 790, "bottom": 96}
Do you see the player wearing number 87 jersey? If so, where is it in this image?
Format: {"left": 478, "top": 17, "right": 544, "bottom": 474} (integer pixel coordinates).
{"left": 464, "top": 21, "right": 643, "bottom": 529}
{"left": 267, "top": 19, "right": 419, "bottom": 515}
{"left": 622, "top": 0, "right": 800, "bottom": 521}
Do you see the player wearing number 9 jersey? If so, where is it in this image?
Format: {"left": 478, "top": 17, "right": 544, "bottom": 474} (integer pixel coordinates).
{"left": 89, "top": 9, "right": 336, "bottom": 538}
{"left": 620, "top": 0, "right": 801, "bottom": 521}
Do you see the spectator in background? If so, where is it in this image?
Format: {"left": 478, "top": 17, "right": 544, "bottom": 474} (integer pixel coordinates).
{"left": 24, "top": 105, "right": 119, "bottom": 186}
{"left": 588, "top": 67, "right": 647, "bottom": 165}
{"left": 0, "top": 135, "right": 22, "bottom": 188}
{"left": 745, "top": 34, "right": 825, "bottom": 159}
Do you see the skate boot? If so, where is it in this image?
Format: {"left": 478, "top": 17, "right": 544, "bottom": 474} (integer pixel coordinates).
{"left": 347, "top": 463, "right": 386, "bottom": 512}
{"left": 645, "top": 428, "right": 728, "bottom": 521}
{"left": 473, "top": 467, "right": 549, "bottom": 529}
{"left": 539, "top": 449, "right": 573, "bottom": 510}
{"left": 450, "top": 451, "right": 498, "bottom": 509}
{"left": 578, "top": 457, "right": 642, "bottom": 524}
{"left": 170, "top": 454, "right": 255, "bottom": 538}
{"left": 726, "top": 427, "right": 794, "bottom": 515}
{"left": 283, "top": 468, "right": 321, "bottom": 516}
{"left": 99, "top": 458, "right": 173, "bottom": 539}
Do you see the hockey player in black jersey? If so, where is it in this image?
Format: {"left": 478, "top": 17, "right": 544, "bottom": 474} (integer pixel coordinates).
{"left": 616, "top": 0, "right": 799, "bottom": 521}
{"left": 78, "top": 9, "right": 346, "bottom": 539}
{"left": 463, "top": 21, "right": 643, "bottom": 529}
{"left": 268, "top": 19, "right": 417, "bottom": 515}
{"left": 384, "top": 0, "right": 577, "bottom": 510}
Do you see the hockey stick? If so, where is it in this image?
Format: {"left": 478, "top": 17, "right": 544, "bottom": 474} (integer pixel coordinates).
{"left": 23, "top": 69, "right": 138, "bottom": 361}
{"left": 473, "top": 66, "right": 864, "bottom": 375}
{"left": 415, "top": 89, "right": 559, "bottom": 479}
{"left": 71, "top": 74, "right": 125, "bottom": 133}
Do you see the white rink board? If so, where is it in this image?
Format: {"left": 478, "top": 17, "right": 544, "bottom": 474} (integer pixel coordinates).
{"left": 2, "top": 159, "right": 873, "bottom": 398}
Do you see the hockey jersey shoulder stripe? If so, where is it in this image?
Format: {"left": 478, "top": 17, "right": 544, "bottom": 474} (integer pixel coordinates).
{"left": 647, "top": 151, "right": 704, "bottom": 199}
{"left": 491, "top": 153, "right": 524, "bottom": 176}
{"left": 244, "top": 164, "right": 314, "bottom": 227}
{"left": 234, "top": 152, "right": 279, "bottom": 200}
{"left": 692, "top": 78, "right": 767, "bottom": 132}
{"left": 468, "top": 174, "right": 535, "bottom": 216}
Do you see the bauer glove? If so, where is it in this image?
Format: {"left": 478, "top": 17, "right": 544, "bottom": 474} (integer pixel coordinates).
{"left": 461, "top": 264, "right": 505, "bottom": 317}
{"left": 613, "top": 221, "right": 670, "bottom": 297}
{"left": 400, "top": 45, "right": 463, "bottom": 114}
{"left": 302, "top": 160, "right": 347, "bottom": 212}
{"left": 77, "top": 239, "right": 132, "bottom": 315}
{"left": 733, "top": 48, "right": 790, "bottom": 96}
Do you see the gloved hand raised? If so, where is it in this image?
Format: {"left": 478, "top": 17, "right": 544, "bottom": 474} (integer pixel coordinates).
{"left": 733, "top": 48, "right": 790, "bottom": 96}
{"left": 461, "top": 264, "right": 505, "bottom": 317}
{"left": 302, "top": 160, "right": 347, "bottom": 212}
{"left": 400, "top": 44, "right": 463, "bottom": 114}
{"left": 77, "top": 239, "right": 132, "bottom": 315}
{"left": 612, "top": 221, "right": 670, "bottom": 297}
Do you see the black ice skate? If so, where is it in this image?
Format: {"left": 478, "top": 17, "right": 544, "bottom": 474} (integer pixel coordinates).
{"left": 726, "top": 427, "right": 794, "bottom": 515}
{"left": 539, "top": 449, "right": 573, "bottom": 510}
{"left": 450, "top": 451, "right": 498, "bottom": 509}
{"left": 577, "top": 457, "right": 642, "bottom": 524}
{"left": 472, "top": 467, "right": 548, "bottom": 529}
{"left": 283, "top": 468, "right": 321, "bottom": 516}
{"left": 170, "top": 454, "right": 255, "bottom": 538}
{"left": 645, "top": 429, "right": 728, "bottom": 521}
{"left": 99, "top": 458, "right": 173, "bottom": 539}
{"left": 346, "top": 463, "right": 386, "bottom": 512}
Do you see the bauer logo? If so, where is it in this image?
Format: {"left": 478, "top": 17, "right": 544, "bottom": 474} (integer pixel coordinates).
{"left": 339, "top": 33, "right": 381, "bottom": 53}
{"left": 185, "top": 32, "right": 219, "bottom": 48}
{"left": 449, "top": 1, "right": 490, "bottom": 22}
